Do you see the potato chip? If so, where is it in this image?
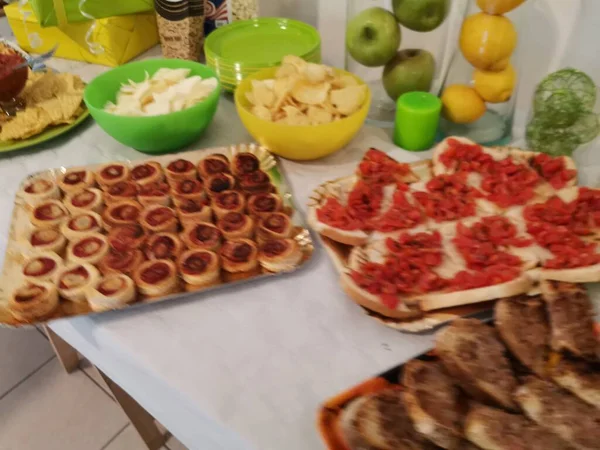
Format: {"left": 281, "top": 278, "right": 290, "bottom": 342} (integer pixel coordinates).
{"left": 303, "top": 63, "right": 328, "bottom": 84}
{"left": 331, "top": 75, "right": 359, "bottom": 89}
{"left": 252, "top": 105, "right": 273, "bottom": 122}
{"left": 329, "top": 85, "right": 368, "bottom": 116}
{"left": 307, "top": 106, "right": 333, "bottom": 125}
{"left": 292, "top": 82, "right": 330, "bottom": 106}
{"left": 251, "top": 80, "right": 275, "bottom": 108}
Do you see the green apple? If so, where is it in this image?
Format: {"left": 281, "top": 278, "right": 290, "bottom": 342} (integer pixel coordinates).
{"left": 392, "top": 0, "right": 450, "bottom": 32}
{"left": 346, "top": 7, "right": 401, "bottom": 67}
{"left": 382, "top": 49, "right": 435, "bottom": 100}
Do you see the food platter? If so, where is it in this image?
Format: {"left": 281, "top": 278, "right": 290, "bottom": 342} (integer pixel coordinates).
{"left": 307, "top": 136, "right": 599, "bottom": 332}
{"left": 318, "top": 283, "right": 600, "bottom": 450}
{"left": 0, "top": 143, "right": 313, "bottom": 328}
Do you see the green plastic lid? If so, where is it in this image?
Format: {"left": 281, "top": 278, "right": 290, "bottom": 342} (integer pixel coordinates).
{"left": 394, "top": 92, "right": 442, "bottom": 151}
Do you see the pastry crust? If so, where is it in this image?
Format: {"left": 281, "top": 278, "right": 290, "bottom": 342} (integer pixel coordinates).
{"left": 28, "top": 228, "right": 67, "bottom": 255}
{"left": 9, "top": 281, "right": 59, "bottom": 322}
{"left": 257, "top": 212, "right": 293, "bottom": 244}
{"left": 56, "top": 263, "right": 101, "bottom": 303}
{"left": 165, "top": 158, "right": 197, "bottom": 183}
{"left": 102, "top": 200, "right": 143, "bottom": 230}
{"left": 87, "top": 274, "right": 136, "bottom": 312}
{"left": 30, "top": 200, "right": 69, "bottom": 229}
{"left": 21, "top": 178, "right": 60, "bottom": 207}
{"left": 238, "top": 170, "right": 274, "bottom": 195}
{"left": 22, "top": 252, "right": 63, "bottom": 283}
{"left": 137, "top": 181, "right": 171, "bottom": 207}
{"left": 231, "top": 152, "right": 261, "bottom": 176}
{"left": 145, "top": 233, "right": 184, "bottom": 261}
{"left": 96, "top": 162, "right": 130, "bottom": 187}
{"left": 67, "top": 232, "right": 110, "bottom": 265}
{"left": 212, "top": 190, "right": 246, "bottom": 219}
{"left": 247, "top": 193, "right": 283, "bottom": 217}
{"left": 171, "top": 179, "right": 205, "bottom": 204}
{"left": 140, "top": 204, "right": 178, "bottom": 234}
{"left": 174, "top": 199, "right": 213, "bottom": 228}
{"left": 98, "top": 248, "right": 145, "bottom": 276}
{"left": 134, "top": 259, "right": 179, "bottom": 297}
{"left": 220, "top": 238, "right": 258, "bottom": 273}
{"left": 181, "top": 222, "right": 223, "bottom": 251}
{"left": 177, "top": 249, "right": 221, "bottom": 287}
{"left": 107, "top": 224, "right": 147, "bottom": 252}
{"left": 61, "top": 212, "right": 104, "bottom": 241}
{"left": 218, "top": 212, "right": 254, "bottom": 240}
{"left": 205, "top": 173, "right": 236, "bottom": 197}
{"left": 197, "top": 155, "right": 231, "bottom": 178}
{"left": 130, "top": 161, "right": 164, "bottom": 186}
{"left": 57, "top": 168, "right": 95, "bottom": 194}
{"left": 64, "top": 188, "right": 104, "bottom": 214}
{"left": 104, "top": 181, "right": 138, "bottom": 204}
{"left": 258, "top": 239, "right": 302, "bottom": 273}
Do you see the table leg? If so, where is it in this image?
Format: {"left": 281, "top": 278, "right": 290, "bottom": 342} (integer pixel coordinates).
{"left": 96, "top": 367, "right": 168, "bottom": 450}
{"left": 43, "top": 325, "right": 80, "bottom": 373}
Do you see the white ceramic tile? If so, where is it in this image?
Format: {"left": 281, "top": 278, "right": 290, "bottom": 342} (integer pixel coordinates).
{"left": 167, "top": 435, "right": 188, "bottom": 450}
{"left": 0, "top": 327, "right": 54, "bottom": 397}
{"left": 0, "top": 358, "right": 129, "bottom": 450}
{"left": 104, "top": 425, "right": 168, "bottom": 450}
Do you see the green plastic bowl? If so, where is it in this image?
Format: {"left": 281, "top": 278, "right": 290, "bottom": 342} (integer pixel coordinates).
{"left": 84, "top": 59, "right": 221, "bottom": 154}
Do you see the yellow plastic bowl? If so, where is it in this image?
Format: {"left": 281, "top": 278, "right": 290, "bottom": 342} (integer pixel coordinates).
{"left": 235, "top": 67, "right": 371, "bottom": 160}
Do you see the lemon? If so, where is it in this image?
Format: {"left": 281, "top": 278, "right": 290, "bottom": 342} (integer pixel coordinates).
{"left": 460, "top": 12, "right": 517, "bottom": 71}
{"left": 473, "top": 64, "right": 516, "bottom": 103}
{"left": 489, "top": 57, "right": 510, "bottom": 72}
{"left": 441, "top": 84, "right": 487, "bottom": 124}
{"left": 476, "top": 0, "right": 526, "bottom": 15}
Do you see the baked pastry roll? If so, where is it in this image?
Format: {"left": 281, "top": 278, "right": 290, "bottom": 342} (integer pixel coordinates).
{"left": 171, "top": 179, "right": 205, "bottom": 204}
{"left": 137, "top": 182, "right": 171, "bottom": 207}
{"left": 67, "top": 233, "right": 110, "bottom": 265}
{"left": 239, "top": 170, "right": 274, "bottom": 195}
{"left": 165, "top": 159, "right": 196, "bottom": 183}
{"left": 108, "top": 224, "right": 147, "bottom": 252}
{"left": 28, "top": 228, "right": 67, "bottom": 255}
{"left": 198, "top": 154, "right": 231, "bottom": 178}
{"left": 206, "top": 173, "right": 236, "bottom": 197}
{"left": 218, "top": 212, "right": 254, "bottom": 240}
{"left": 231, "top": 152, "right": 260, "bottom": 176}
{"left": 96, "top": 162, "right": 130, "bottom": 188}
{"left": 64, "top": 188, "right": 103, "bottom": 214}
{"left": 178, "top": 249, "right": 220, "bottom": 288}
{"left": 145, "top": 233, "right": 183, "bottom": 261}
{"left": 104, "top": 181, "right": 138, "bottom": 204}
{"left": 61, "top": 212, "right": 103, "bottom": 241}
{"left": 131, "top": 161, "right": 163, "bottom": 186}
{"left": 258, "top": 239, "right": 302, "bottom": 273}
{"left": 99, "top": 248, "right": 145, "bottom": 276}
{"left": 103, "top": 200, "right": 143, "bottom": 230}
{"left": 140, "top": 204, "right": 178, "bottom": 233}
{"left": 181, "top": 222, "right": 223, "bottom": 251}
{"left": 134, "top": 259, "right": 179, "bottom": 297}
{"left": 56, "top": 263, "right": 100, "bottom": 303}
{"left": 213, "top": 190, "right": 245, "bottom": 219}
{"left": 220, "top": 238, "right": 258, "bottom": 273}
{"left": 58, "top": 168, "right": 95, "bottom": 194}
{"left": 22, "top": 252, "right": 63, "bottom": 282}
{"left": 9, "top": 281, "right": 59, "bottom": 322}
{"left": 257, "top": 212, "right": 293, "bottom": 244}
{"left": 21, "top": 178, "right": 60, "bottom": 207}
{"left": 175, "top": 199, "right": 213, "bottom": 228}
{"left": 247, "top": 193, "right": 282, "bottom": 217}
{"left": 87, "top": 274, "right": 136, "bottom": 312}
{"left": 30, "top": 200, "right": 69, "bottom": 229}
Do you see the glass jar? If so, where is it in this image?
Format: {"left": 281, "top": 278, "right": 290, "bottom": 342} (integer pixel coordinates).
{"left": 438, "top": 0, "right": 527, "bottom": 145}
{"left": 205, "top": 0, "right": 259, "bottom": 37}
{"left": 345, "top": 0, "right": 458, "bottom": 127}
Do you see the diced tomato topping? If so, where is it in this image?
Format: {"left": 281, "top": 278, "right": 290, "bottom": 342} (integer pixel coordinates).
{"left": 532, "top": 153, "right": 577, "bottom": 189}
{"left": 357, "top": 148, "right": 412, "bottom": 185}
{"left": 346, "top": 180, "right": 384, "bottom": 220}
{"left": 439, "top": 138, "right": 495, "bottom": 173}
{"left": 481, "top": 159, "right": 540, "bottom": 207}
{"left": 316, "top": 197, "right": 363, "bottom": 231}
{"left": 413, "top": 174, "right": 479, "bottom": 222}
{"left": 451, "top": 266, "right": 521, "bottom": 290}
{"left": 367, "top": 190, "right": 423, "bottom": 232}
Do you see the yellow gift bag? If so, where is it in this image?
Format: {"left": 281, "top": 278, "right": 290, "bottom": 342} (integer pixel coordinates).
{"left": 5, "top": 2, "right": 159, "bottom": 66}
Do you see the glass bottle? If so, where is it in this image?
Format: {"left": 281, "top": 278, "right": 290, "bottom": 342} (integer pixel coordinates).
{"left": 438, "top": 0, "right": 527, "bottom": 145}
{"left": 345, "top": 0, "right": 459, "bottom": 128}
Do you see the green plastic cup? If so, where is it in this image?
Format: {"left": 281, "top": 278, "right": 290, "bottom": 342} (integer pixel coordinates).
{"left": 394, "top": 92, "right": 442, "bottom": 151}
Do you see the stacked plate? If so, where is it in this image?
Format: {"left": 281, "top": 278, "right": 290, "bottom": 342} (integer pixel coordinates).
{"left": 205, "top": 18, "right": 321, "bottom": 92}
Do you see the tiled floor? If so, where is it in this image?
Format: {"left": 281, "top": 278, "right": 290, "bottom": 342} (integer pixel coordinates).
{"left": 0, "top": 327, "right": 187, "bottom": 450}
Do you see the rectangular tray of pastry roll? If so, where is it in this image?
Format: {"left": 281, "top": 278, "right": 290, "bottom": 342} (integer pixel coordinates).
{"left": 0, "top": 143, "right": 314, "bottom": 327}
{"left": 317, "top": 281, "right": 600, "bottom": 450}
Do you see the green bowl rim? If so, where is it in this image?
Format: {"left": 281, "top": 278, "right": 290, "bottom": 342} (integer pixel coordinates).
{"left": 83, "top": 58, "right": 222, "bottom": 119}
